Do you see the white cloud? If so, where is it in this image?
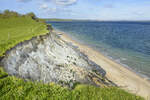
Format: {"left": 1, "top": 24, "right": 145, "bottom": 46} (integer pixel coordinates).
{"left": 16, "top": 0, "right": 32, "bottom": 3}
{"left": 55, "top": 0, "right": 77, "bottom": 6}
{"left": 44, "top": 0, "right": 77, "bottom": 6}
{"left": 39, "top": 4, "right": 57, "bottom": 13}
{"left": 104, "top": 4, "right": 115, "bottom": 8}
{"left": 39, "top": 0, "right": 77, "bottom": 18}
{"left": 40, "top": 4, "right": 48, "bottom": 9}
{"left": 47, "top": 7, "right": 57, "bottom": 13}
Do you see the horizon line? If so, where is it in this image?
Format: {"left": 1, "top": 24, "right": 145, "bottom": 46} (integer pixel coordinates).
{"left": 44, "top": 18, "right": 150, "bottom": 22}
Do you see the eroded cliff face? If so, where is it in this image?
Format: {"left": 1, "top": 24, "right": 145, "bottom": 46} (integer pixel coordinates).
{"left": 0, "top": 30, "right": 113, "bottom": 87}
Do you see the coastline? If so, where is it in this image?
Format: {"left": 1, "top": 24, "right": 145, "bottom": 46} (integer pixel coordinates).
{"left": 54, "top": 29, "right": 150, "bottom": 80}
{"left": 53, "top": 30, "right": 150, "bottom": 99}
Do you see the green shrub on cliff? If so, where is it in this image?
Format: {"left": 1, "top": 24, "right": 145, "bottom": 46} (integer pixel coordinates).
{"left": 0, "top": 67, "right": 144, "bottom": 100}
{"left": 0, "top": 10, "right": 20, "bottom": 18}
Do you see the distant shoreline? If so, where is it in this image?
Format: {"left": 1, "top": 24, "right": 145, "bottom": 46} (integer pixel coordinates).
{"left": 53, "top": 29, "right": 150, "bottom": 99}
{"left": 45, "top": 19, "right": 150, "bottom": 23}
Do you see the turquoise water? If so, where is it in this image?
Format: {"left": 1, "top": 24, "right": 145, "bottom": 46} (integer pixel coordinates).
{"left": 48, "top": 21, "right": 150, "bottom": 79}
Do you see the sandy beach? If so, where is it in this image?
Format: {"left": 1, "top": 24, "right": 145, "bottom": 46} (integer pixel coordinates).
{"left": 54, "top": 30, "right": 150, "bottom": 99}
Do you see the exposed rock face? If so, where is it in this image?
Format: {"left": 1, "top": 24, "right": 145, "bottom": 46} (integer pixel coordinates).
{"left": 0, "top": 30, "right": 113, "bottom": 87}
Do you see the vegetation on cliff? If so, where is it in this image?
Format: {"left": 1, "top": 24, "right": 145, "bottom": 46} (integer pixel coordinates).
{"left": 0, "top": 68, "right": 144, "bottom": 100}
{"left": 0, "top": 10, "right": 144, "bottom": 100}
{"left": 0, "top": 10, "right": 48, "bottom": 57}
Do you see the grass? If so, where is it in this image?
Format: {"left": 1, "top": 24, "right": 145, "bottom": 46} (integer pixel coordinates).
{"left": 0, "top": 16, "right": 48, "bottom": 57}
{"left": 0, "top": 13, "right": 145, "bottom": 100}
{"left": 0, "top": 67, "right": 144, "bottom": 100}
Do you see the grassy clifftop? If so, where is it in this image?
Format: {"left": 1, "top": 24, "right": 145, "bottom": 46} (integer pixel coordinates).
{"left": 0, "top": 13, "right": 48, "bottom": 57}
{"left": 0, "top": 11, "right": 144, "bottom": 100}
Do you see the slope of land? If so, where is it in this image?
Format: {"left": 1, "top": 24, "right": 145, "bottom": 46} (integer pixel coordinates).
{"left": 0, "top": 12, "right": 145, "bottom": 100}
{"left": 0, "top": 15, "right": 48, "bottom": 57}
{"left": 1, "top": 30, "right": 110, "bottom": 87}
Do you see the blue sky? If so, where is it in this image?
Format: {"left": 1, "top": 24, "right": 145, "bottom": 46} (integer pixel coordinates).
{"left": 0, "top": 0, "right": 150, "bottom": 20}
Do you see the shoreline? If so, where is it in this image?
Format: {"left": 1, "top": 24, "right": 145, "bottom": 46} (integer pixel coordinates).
{"left": 54, "top": 29, "right": 150, "bottom": 81}
{"left": 53, "top": 30, "right": 150, "bottom": 99}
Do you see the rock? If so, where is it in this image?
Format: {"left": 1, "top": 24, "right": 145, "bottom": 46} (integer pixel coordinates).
{"left": 0, "top": 31, "right": 111, "bottom": 87}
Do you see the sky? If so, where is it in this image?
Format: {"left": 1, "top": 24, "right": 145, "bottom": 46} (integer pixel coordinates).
{"left": 0, "top": 0, "right": 150, "bottom": 20}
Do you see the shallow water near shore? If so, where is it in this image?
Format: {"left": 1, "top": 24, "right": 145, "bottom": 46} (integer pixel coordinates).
{"left": 47, "top": 21, "right": 150, "bottom": 79}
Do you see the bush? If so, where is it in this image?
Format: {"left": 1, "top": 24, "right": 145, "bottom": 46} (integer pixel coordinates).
{"left": 26, "top": 12, "right": 36, "bottom": 20}
{"left": 0, "top": 67, "right": 145, "bottom": 100}
{"left": 0, "top": 10, "right": 20, "bottom": 18}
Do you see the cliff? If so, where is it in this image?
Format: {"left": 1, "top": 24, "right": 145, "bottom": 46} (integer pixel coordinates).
{"left": 0, "top": 27, "right": 114, "bottom": 88}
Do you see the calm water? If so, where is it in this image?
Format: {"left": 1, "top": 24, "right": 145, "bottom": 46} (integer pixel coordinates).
{"left": 47, "top": 21, "right": 150, "bottom": 79}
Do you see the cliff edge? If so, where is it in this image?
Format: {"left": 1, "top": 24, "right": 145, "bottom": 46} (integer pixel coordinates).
{"left": 0, "top": 27, "right": 114, "bottom": 88}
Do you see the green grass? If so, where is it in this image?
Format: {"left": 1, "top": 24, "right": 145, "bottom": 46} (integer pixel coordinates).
{"left": 0, "top": 16, "right": 48, "bottom": 57}
{"left": 0, "top": 67, "right": 144, "bottom": 100}
{"left": 0, "top": 14, "right": 145, "bottom": 100}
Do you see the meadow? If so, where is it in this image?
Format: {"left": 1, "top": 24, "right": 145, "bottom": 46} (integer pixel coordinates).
{"left": 0, "top": 13, "right": 48, "bottom": 57}
{"left": 0, "top": 11, "right": 145, "bottom": 100}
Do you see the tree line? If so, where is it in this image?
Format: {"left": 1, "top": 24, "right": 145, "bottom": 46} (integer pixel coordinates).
{"left": 0, "top": 10, "right": 45, "bottom": 23}
{"left": 0, "top": 10, "right": 36, "bottom": 18}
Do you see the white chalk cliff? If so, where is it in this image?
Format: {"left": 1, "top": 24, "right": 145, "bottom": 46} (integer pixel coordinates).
{"left": 0, "top": 27, "right": 114, "bottom": 87}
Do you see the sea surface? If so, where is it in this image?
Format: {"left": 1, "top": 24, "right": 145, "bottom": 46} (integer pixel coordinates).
{"left": 47, "top": 21, "right": 150, "bottom": 79}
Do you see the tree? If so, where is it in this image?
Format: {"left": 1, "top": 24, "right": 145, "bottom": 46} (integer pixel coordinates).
{"left": 10, "top": 11, "right": 19, "bottom": 17}
{"left": 3, "top": 9, "right": 10, "bottom": 17}
{"left": 26, "top": 12, "right": 36, "bottom": 19}
{"left": 2, "top": 10, "right": 20, "bottom": 18}
{"left": 4, "top": 9, "right": 10, "bottom": 14}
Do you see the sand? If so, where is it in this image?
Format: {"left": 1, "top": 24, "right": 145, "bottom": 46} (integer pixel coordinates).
{"left": 54, "top": 30, "right": 150, "bottom": 99}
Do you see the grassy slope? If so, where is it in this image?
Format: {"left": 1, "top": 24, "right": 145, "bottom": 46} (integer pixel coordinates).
{"left": 0, "top": 16, "right": 48, "bottom": 57}
{"left": 0, "top": 68, "right": 144, "bottom": 100}
{"left": 0, "top": 16, "right": 144, "bottom": 100}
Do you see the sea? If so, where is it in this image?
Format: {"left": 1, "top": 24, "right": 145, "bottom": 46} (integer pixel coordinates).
{"left": 47, "top": 21, "right": 150, "bottom": 79}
